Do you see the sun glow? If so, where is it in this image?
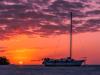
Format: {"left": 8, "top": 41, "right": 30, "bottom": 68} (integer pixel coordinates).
{"left": 6, "top": 48, "right": 40, "bottom": 64}
{"left": 19, "top": 61, "right": 23, "bottom": 65}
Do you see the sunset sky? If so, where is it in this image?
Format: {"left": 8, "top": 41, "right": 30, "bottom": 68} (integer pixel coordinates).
{"left": 0, "top": 0, "right": 100, "bottom": 65}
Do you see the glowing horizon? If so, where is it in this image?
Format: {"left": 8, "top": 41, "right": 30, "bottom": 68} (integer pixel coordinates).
{"left": 0, "top": 32, "right": 100, "bottom": 65}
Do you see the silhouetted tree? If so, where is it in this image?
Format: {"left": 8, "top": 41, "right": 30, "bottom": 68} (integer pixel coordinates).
{"left": 0, "top": 56, "right": 10, "bottom": 65}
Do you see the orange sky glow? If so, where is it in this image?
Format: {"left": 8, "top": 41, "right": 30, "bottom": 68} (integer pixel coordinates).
{"left": 0, "top": 32, "right": 100, "bottom": 65}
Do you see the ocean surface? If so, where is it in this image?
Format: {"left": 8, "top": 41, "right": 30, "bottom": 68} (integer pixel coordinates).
{"left": 0, "top": 65, "right": 100, "bottom": 75}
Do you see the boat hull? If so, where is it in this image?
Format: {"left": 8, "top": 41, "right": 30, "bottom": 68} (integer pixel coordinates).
{"left": 42, "top": 58, "right": 85, "bottom": 66}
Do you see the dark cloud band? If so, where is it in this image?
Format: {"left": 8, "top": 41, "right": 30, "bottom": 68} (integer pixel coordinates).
{"left": 0, "top": 0, "right": 100, "bottom": 39}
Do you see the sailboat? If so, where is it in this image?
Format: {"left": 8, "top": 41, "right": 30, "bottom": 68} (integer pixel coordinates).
{"left": 42, "top": 12, "right": 85, "bottom": 66}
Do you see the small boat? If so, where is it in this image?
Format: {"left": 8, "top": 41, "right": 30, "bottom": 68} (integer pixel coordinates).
{"left": 42, "top": 12, "right": 85, "bottom": 66}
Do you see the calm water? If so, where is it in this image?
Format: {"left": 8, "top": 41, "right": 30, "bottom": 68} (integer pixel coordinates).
{"left": 0, "top": 65, "right": 100, "bottom": 75}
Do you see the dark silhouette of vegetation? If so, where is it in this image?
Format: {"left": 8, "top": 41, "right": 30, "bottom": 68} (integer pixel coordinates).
{"left": 0, "top": 56, "right": 10, "bottom": 65}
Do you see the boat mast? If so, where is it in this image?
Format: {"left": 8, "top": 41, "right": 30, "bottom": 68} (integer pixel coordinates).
{"left": 69, "top": 12, "right": 73, "bottom": 58}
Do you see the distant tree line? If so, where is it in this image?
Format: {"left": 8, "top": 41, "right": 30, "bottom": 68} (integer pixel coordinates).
{"left": 0, "top": 56, "right": 10, "bottom": 65}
